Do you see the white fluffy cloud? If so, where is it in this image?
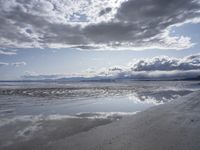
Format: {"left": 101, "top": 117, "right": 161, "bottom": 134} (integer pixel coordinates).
{"left": 130, "top": 54, "right": 200, "bottom": 71}
{"left": 92, "top": 54, "right": 200, "bottom": 79}
{"left": 0, "top": 0, "right": 200, "bottom": 50}
{"left": 95, "top": 54, "right": 200, "bottom": 80}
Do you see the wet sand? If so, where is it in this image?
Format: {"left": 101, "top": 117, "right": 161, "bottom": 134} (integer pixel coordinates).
{"left": 1, "top": 90, "right": 200, "bottom": 150}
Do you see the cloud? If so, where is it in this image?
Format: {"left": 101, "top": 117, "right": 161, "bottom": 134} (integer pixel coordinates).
{"left": 0, "top": 49, "right": 17, "bottom": 55}
{"left": 0, "top": 62, "right": 9, "bottom": 67}
{"left": 22, "top": 74, "right": 62, "bottom": 80}
{"left": 92, "top": 53, "right": 200, "bottom": 79}
{"left": 130, "top": 54, "right": 200, "bottom": 71}
{"left": 111, "top": 70, "right": 200, "bottom": 80}
{"left": 22, "top": 54, "right": 200, "bottom": 80}
{"left": 22, "top": 71, "right": 66, "bottom": 80}
{"left": 99, "top": 7, "right": 112, "bottom": 16}
{"left": 0, "top": 0, "right": 199, "bottom": 50}
{"left": 0, "top": 61, "right": 26, "bottom": 67}
{"left": 11, "top": 61, "right": 26, "bottom": 67}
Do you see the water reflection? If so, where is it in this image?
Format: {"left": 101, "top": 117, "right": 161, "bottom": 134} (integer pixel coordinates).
{"left": 0, "top": 81, "right": 199, "bottom": 117}
{"left": 128, "top": 90, "right": 192, "bottom": 104}
{"left": 0, "top": 81, "right": 200, "bottom": 150}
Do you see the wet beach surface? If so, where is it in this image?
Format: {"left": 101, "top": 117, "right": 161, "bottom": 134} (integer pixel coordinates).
{"left": 0, "top": 81, "right": 199, "bottom": 149}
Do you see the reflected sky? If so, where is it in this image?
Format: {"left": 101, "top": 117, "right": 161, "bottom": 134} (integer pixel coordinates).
{"left": 0, "top": 81, "right": 198, "bottom": 118}
{"left": 0, "top": 81, "right": 199, "bottom": 148}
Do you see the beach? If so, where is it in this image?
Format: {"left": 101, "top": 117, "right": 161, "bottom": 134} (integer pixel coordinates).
{"left": 39, "top": 91, "right": 200, "bottom": 150}
{"left": 0, "top": 83, "right": 200, "bottom": 150}
{"left": 50, "top": 90, "right": 200, "bottom": 150}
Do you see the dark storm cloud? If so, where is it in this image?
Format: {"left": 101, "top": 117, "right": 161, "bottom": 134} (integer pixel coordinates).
{"left": 117, "top": 0, "right": 200, "bottom": 22}
{"left": 0, "top": 0, "right": 200, "bottom": 49}
{"left": 84, "top": 22, "right": 137, "bottom": 43}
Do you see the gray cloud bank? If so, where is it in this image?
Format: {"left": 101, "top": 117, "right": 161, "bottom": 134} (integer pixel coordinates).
{"left": 0, "top": 0, "right": 200, "bottom": 50}
{"left": 22, "top": 54, "right": 200, "bottom": 80}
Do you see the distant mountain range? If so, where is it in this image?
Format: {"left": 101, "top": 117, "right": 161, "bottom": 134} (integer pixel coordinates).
{"left": 182, "top": 76, "right": 200, "bottom": 81}
{"left": 56, "top": 75, "right": 200, "bottom": 82}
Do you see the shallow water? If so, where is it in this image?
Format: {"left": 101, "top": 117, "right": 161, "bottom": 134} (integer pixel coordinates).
{"left": 0, "top": 81, "right": 199, "bottom": 149}
{"left": 0, "top": 81, "right": 198, "bottom": 117}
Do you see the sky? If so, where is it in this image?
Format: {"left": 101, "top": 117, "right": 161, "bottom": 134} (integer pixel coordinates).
{"left": 0, "top": 0, "right": 200, "bottom": 80}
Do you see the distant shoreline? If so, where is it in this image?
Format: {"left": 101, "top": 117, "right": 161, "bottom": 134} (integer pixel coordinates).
{"left": 0, "top": 77, "right": 200, "bottom": 83}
